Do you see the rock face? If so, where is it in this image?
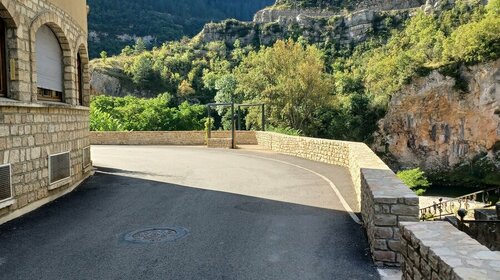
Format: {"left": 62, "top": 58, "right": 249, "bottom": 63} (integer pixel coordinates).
{"left": 198, "top": 8, "right": 411, "bottom": 47}
{"left": 274, "top": 0, "right": 425, "bottom": 10}
{"left": 90, "top": 70, "right": 123, "bottom": 97}
{"left": 253, "top": 8, "right": 336, "bottom": 23}
{"left": 197, "top": 0, "right": 426, "bottom": 48}
{"left": 373, "top": 59, "right": 500, "bottom": 171}
{"left": 90, "top": 67, "right": 154, "bottom": 98}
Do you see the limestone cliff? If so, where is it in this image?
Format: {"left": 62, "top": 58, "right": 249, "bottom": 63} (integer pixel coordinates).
{"left": 273, "top": 0, "right": 425, "bottom": 10}
{"left": 373, "top": 59, "right": 500, "bottom": 182}
{"left": 90, "top": 63, "right": 154, "bottom": 98}
{"left": 196, "top": 0, "right": 423, "bottom": 47}
{"left": 197, "top": 10, "right": 411, "bottom": 47}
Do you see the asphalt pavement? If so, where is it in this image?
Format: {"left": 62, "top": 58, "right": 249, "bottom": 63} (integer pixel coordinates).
{"left": 0, "top": 145, "right": 379, "bottom": 280}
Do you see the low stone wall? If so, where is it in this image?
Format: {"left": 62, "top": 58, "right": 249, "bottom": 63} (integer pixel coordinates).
{"left": 400, "top": 222, "right": 500, "bottom": 279}
{"left": 255, "top": 131, "right": 419, "bottom": 266}
{"left": 207, "top": 138, "right": 232, "bottom": 149}
{"left": 90, "top": 131, "right": 258, "bottom": 146}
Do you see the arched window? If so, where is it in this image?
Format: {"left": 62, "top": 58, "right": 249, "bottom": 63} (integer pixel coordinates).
{"left": 36, "top": 25, "right": 63, "bottom": 101}
{"left": 77, "top": 53, "right": 83, "bottom": 105}
{"left": 0, "top": 19, "right": 7, "bottom": 97}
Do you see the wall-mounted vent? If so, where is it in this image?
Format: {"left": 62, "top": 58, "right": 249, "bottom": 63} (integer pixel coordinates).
{"left": 83, "top": 146, "right": 91, "bottom": 168}
{"left": 49, "top": 152, "right": 70, "bottom": 184}
{"left": 0, "top": 164, "right": 12, "bottom": 202}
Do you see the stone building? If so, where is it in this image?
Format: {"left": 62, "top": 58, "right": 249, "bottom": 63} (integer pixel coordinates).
{"left": 0, "top": 0, "right": 91, "bottom": 224}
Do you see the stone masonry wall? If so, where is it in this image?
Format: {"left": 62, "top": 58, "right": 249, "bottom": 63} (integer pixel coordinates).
{"left": 400, "top": 222, "right": 500, "bottom": 279}
{"left": 207, "top": 137, "right": 233, "bottom": 149}
{"left": 255, "top": 131, "right": 419, "bottom": 267}
{"left": 0, "top": 104, "right": 91, "bottom": 222}
{"left": 90, "top": 131, "right": 258, "bottom": 146}
{"left": 0, "top": 0, "right": 91, "bottom": 224}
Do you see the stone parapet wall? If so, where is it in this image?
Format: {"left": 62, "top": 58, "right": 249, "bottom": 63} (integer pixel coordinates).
{"left": 90, "top": 131, "right": 258, "bottom": 146}
{"left": 400, "top": 222, "right": 500, "bottom": 279}
{"left": 254, "top": 131, "right": 419, "bottom": 266}
{"left": 207, "top": 138, "right": 232, "bottom": 149}
{"left": 0, "top": 104, "right": 91, "bottom": 223}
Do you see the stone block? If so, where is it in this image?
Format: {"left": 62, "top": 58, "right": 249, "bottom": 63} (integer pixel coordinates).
{"left": 374, "top": 239, "right": 388, "bottom": 250}
{"left": 388, "top": 240, "right": 401, "bottom": 252}
{"left": 374, "top": 226, "right": 393, "bottom": 239}
{"left": 391, "top": 204, "right": 419, "bottom": 215}
{"left": 374, "top": 214, "right": 398, "bottom": 226}
{"left": 373, "top": 250, "right": 396, "bottom": 263}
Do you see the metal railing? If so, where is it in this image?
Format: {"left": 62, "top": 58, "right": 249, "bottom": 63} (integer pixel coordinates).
{"left": 420, "top": 187, "right": 500, "bottom": 221}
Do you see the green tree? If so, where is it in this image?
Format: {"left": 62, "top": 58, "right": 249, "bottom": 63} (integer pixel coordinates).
{"left": 177, "top": 80, "right": 196, "bottom": 100}
{"left": 100, "top": 50, "right": 108, "bottom": 62}
{"left": 134, "top": 38, "right": 147, "bottom": 54}
{"left": 121, "top": 45, "right": 134, "bottom": 56}
{"left": 234, "top": 39, "right": 332, "bottom": 134}
{"left": 127, "top": 52, "right": 155, "bottom": 85}
{"left": 397, "top": 168, "right": 431, "bottom": 196}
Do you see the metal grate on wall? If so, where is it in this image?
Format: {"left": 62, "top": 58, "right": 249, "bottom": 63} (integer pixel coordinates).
{"left": 0, "top": 164, "right": 12, "bottom": 202}
{"left": 83, "top": 146, "right": 91, "bottom": 168}
{"left": 49, "top": 152, "right": 71, "bottom": 184}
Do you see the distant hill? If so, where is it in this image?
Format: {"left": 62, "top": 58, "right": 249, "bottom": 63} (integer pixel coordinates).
{"left": 87, "top": 0, "right": 274, "bottom": 58}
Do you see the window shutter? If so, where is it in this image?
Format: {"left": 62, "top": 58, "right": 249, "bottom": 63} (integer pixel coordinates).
{"left": 35, "top": 25, "right": 63, "bottom": 92}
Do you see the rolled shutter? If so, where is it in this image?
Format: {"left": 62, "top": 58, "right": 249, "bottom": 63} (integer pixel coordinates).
{"left": 36, "top": 25, "right": 63, "bottom": 92}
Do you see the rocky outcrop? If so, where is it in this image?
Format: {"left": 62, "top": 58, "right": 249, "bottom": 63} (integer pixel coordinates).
{"left": 90, "top": 69, "right": 123, "bottom": 97}
{"left": 197, "top": 0, "right": 424, "bottom": 48}
{"left": 373, "top": 59, "right": 500, "bottom": 172}
{"left": 273, "top": 0, "right": 425, "bottom": 11}
{"left": 253, "top": 8, "right": 336, "bottom": 23}
{"left": 354, "top": 0, "right": 425, "bottom": 10}
{"left": 90, "top": 66, "right": 154, "bottom": 98}
{"left": 198, "top": 8, "right": 410, "bottom": 47}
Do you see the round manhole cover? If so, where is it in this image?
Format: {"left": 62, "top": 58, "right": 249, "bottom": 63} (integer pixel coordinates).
{"left": 124, "top": 227, "right": 188, "bottom": 243}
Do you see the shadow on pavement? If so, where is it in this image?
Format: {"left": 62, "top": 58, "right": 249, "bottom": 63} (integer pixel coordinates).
{"left": 0, "top": 171, "right": 380, "bottom": 280}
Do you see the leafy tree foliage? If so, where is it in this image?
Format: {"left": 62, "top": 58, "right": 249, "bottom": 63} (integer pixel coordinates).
{"left": 90, "top": 94, "right": 206, "bottom": 131}
{"left": 234, "top": 40, "right": 332, "bottom": 135}
{"left": 364, "top": 0, "right": 500, "bottom": 98}
{"left": 397, "top": 168, "right": 431, "bottom": 196}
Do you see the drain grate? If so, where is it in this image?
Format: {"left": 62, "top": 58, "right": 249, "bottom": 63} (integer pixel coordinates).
{"left": 124, "top": 227, "right": 188, "bottom": 243}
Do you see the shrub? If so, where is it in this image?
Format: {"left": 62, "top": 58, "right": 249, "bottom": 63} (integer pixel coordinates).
{"left": 397, "top": 168, "right": 431, "bottom": 196}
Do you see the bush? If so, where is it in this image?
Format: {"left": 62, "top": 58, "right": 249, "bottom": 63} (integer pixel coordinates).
{"left": 90, "top": 94, "right": 206, "bottom": 131}
{"left": 397, "top": 168, "right": 431, "bottom": 196}
{"left": 90, "top": 107, "right": 123, "bottom": 131}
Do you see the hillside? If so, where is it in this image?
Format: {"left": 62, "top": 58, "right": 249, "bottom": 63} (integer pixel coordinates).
{"left": 90, "top": 0, "right": 500, "bottom": 187}
{"left": 87, "top": 0, "right": 274, "bottom": 58}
